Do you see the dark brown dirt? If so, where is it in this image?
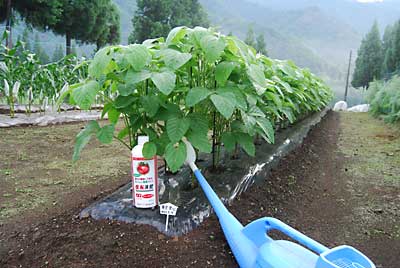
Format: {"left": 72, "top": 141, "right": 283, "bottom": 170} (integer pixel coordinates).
{"left": 1, "top": 112, "right": 399, "bottom": 268}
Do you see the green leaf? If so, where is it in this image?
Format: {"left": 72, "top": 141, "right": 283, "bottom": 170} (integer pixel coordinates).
{"left": 73, "top": 121, "right": 100, "bottom": 161}
{"left": 200, "top": 35, "right": 226, "bottom": 62}
{"left": 151, "top": 71, "right": 176, "bottom": 95}
{"left": 166, "top": 117, "right": 190, "bottom": 143}
{"left": 125, "top": 44, "right": 151, "bottom": 71}
{"left": 187, "top": 131, "right": 212, "bottom": 153}
{"left": 265, "top": 92, "right": 282, "bottom": 108}
{"left": 215, "top": 62, "right": 235, "bottom": 86}
{"left": 188, "top": 113, "right": 209, "bottom": 134}
{"left": 218, "top": 87, "right": 247, "bottom": 110}
{"left": 166, "top": 26, "right": 187, "bottom": 45}
{"left": 210, "top": 92, "right": 236, "bottom": 119}
{"left": 88, "top": 47, "right": 112, "bottom": 79}
{"left": 185, "top": 87, "right": 211, "bottom": 107}
{"left": 165, "top": 141, "right": 187, "bottom": 173}
{"left": 247, "top": 64, "right": 267, "bottom": 95}
{"left": 96, "top": 124, "right": 115, "bottom": 144}
{"left": 125, "top": 69, "right": 151, "bottom": 86}
{"left": 256, "top": 117, "right": 275, "bottom": 143}
{"left": 241, "top": 111, "right": 257, "bottom": 136}
{"left": 108, "top": 107, "right": 120, "bottom": 124}
{"left": 117, "top": 127, "right": 129, "bottom": 139}
{"left": 141, "top": 95, "right": 159, "bottom": 117}
{"left": 221, "top": 132, "right": 236, "bottom": 152}
{"left": 236, "top": 133, "right": 255, "bottom": 156}
{"left": 160, "top": 49, "right": 192, "bottom": 70}
{"left": 143, "top": 142, "right": 157, "bottom": 158}
{"left": 101, "top": 102, "right": 113, "bottom": 119}
{"left": 280, "top": 107, "right": 296, "bottom": 123}
{"left": 114, "top": 95, "right": 136, "bottom": 109}
{"left": 117, "top": 83, "right": 135, "bottom": 96}
{"left": 71, "top": 80, "right": 100, "bottom": 110}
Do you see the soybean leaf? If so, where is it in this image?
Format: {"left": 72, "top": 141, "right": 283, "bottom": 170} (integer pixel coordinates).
{"left": 143, "top": 127, "right": 158, "bottom": 141}
{"left": 188, "top": 113, "right": 209, "bottom": 134}
{"left": 143, "top": 142, "right": 157, "bottom": 158}
{"left": 219, "top": 86, "right": 247, "bottom": 110}
{"left": 247, "top": 63, "right": 267, "bottom": 95}
{"left": 154, "top": 132, "right": 170, "bottom": 155}
{"left": 165, "top": 141, "right": 187, "bottom": 172}
{"left": 71, "top": 80, "right": 100, "bottom": 110}
{"left": 187, "top": 131, "right": 212, "bottom": 153}
{"left": 215, "top": 62, "right": 235, "bottom": 86}
{"left": 117, "top": 127, "right": 129, "bottom": 139}
{"left": 280, "top": 107, "right": 295, "bottom": 123}
{"left": 141, "top": 95, "right": 160, "bottom": 117}
{"left": 166, "top": 117, "right": 190, "bottom": 143}
{"left": 256, "top": 117, "right": 275, "bottom": 143}
{"left": 88, "top": 47, "right": 112, "bottom": 79}
{"left": 265, "top": 91, "right": 282, "bottom": 108}
{"left": 210, "top": 92, "right": 236, "bottom": 119}
{"left": 241, "top": 111, "right": 257, "bottom": 136}
{"left": 221, "top": 132, "right": 236, "bottom": 152}
{"left": 96, "top": 124, "right": 115, "bottom": 144}
{"left": 101, "top": 102, "right": 113, "bottom": 119}
{"left": 108, "top": 107, "right": 120, "bottom": 124}
{"left": 114, "top": 95, "right": 136, "bottom": 109}
{"left": 126, "top": 44, "right": 151, "bottom": 71}
{"left": 125, "top": 69, "right": 151, "bottom": 86}
{"left": 117, "top": 83, "right": 135, "bottom": 96}
{"left": 73, "top": 121, "right": 100, "bottom": 161}
{"left": 185, "top": 87, "right": 211, "bottom": 107}
{"left": 151, "top": 71, "right": 176, "bottom": 95}
{"left": 166, "top": 26, "right": 187, "bottom": 45}
{"left": 236, "top": 133, "right": 255, "bottom": 156}
{"left": 160, "top": 49, "right": 192, "bottom": 70}
{"left": 200, "top": 35, "right": 226, "bottom": 62}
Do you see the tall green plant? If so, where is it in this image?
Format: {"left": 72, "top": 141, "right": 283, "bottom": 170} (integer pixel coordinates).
{"left": 64, "top": 27, "right": 332, "bottom": 172}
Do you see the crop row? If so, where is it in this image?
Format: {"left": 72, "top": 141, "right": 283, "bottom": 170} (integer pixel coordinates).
{"left": 0, "top": 32, "right": 88, "bottom": 117}
{"left": 63, "top": 27, "right": 332, "bottom": 171}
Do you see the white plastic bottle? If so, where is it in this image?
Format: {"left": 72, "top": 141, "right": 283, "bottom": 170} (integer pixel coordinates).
{"left": 131, "top": 136, "right": 158, "bottom": 208}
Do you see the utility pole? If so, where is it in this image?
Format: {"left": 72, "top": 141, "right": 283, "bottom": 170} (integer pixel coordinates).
{"left": 344, "top": 50, "right": 352, "bottom": 102}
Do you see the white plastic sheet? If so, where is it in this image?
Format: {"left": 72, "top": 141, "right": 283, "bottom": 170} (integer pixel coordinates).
{"left": 347, "top": 104, "right": 369, "bottom": 112}
{"left": 333, "top": 101, "right": 348, "bottom": 111}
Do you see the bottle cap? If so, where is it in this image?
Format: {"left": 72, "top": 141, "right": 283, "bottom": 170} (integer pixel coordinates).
{"left": 137, "top": 136, "right": 149, "bottom": 145}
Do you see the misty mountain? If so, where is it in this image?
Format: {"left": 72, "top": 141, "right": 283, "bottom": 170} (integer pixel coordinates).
{"left": 247, "top": 0, "right": 400, "bottom": 34}
{"left": 200, "top": 0, "right": 362, "bottom": 79}
{"left": 4, "top": 0, "right": 399, "bottom": 83}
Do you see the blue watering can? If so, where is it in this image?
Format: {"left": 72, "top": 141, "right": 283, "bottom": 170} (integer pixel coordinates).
{"left": 183, "top": 140, "right": 376, "bottom": 268}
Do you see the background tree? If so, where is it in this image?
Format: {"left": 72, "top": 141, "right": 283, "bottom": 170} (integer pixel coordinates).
{"left": 91, "top": 3, "right": 121, "bottom": 50}
{"left": 48, "top": 0, "right": 120, "bottom": 54}
{"left": 352, "top": 21, "right": 383, "bottom": 88}
{"left": 392, "top": 20, "right": 400, "bottom": 71}
{"left": 382, "top": 24, "right": 396, "bottom": 75}
{"left": 244, "top": 26, "right": 256, "bottom": 48}
{"left": 129, "top": 0, "right": 209, "bottom": 43}
{"left": 255, "top": 33, "right": 268, "bottom": 56}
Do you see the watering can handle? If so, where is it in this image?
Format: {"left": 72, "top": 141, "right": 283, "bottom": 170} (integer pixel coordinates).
{"left": 264, "top": 217, "right": 329, "bottom": 254}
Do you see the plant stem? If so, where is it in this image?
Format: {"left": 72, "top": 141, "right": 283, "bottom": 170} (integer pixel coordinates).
{"left": 113, "top": 135, "right": 131, "bottom": 150}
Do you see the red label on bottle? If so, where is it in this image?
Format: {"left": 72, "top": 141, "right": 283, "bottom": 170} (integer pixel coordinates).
{"left": 132, "top": 157, "right": 158, "bottom": 208}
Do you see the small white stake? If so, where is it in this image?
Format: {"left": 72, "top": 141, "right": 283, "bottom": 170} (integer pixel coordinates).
{"left": 160, "top": 203, "right": 178, "bottom": 233}
{"left": 165, "top": 214, "right": 169, "bottom": 232}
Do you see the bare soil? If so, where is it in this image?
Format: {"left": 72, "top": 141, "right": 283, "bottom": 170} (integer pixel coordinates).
{"left": 0, "top": 112, "right": 399, "bottom": 268}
